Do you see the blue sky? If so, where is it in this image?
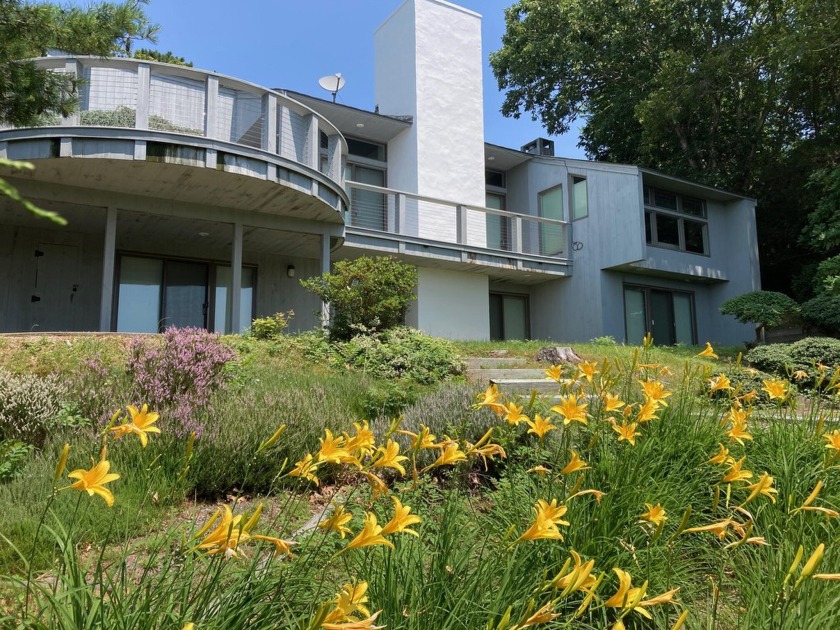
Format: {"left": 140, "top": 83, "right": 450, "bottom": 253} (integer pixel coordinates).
{"left": 127, "top": 0, "right": 586, "bottom": 158}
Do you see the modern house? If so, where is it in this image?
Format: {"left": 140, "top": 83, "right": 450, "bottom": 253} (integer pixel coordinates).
{"left": 0, "top": 0, "right": 760, "bottom": 345}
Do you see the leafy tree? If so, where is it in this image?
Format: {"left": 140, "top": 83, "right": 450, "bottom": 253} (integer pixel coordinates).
{"left": 0, "top": 0, "right": 158, "bottom": 127}
{"left": 720, "top": 291, "right": 799, "bottom": 341}
{"left": 300, "top": 256, "right": 417, "bottom": 341}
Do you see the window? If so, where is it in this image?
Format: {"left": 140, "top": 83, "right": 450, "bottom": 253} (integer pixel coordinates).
{"left": 341, "top": 137, "right": 388, "bottom": 231}
{"left": 571, "top": 176, "right": 588, "bottom": 220}
{"left": 644, "top": 186, "right": 708, "bottom": 254}
{"left": 538, "top": 185, "right": 565, "bottom": 255}
{"left": 485, "top": 192, "right": 510, "bottom": 250}
{"left": 115, "top": 255, "right": 255, "bottom": 333}
{"left": 623, "top": 285, "right": 695, "bottom": 345}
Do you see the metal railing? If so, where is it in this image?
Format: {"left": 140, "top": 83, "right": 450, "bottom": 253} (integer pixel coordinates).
{"left": 345, "top": 181, "right": 571, "bottom": 259}
{"left": 9, "top": 56, "right": 346, "bottom": 185}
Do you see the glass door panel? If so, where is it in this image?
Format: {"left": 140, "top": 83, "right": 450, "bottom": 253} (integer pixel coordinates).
{"left": 489, "top": 293, "right": 529, "bottom": 340}
{"left": 650, "top": 290, "right": 675, "bottom": 345}
{"left": 623, "top": 287, "right": 647, "bottom": 345}
{"left": 539, "top": 186, "right": 565, "bottom": 255}
{"left": 349, "top": 165, "right": 386, "bottom": 230}
{"left": 116, "top": 256, "right": 162, "bottom": 333}
{"left": 214, "top": 266, "right": 255, "bottom": 333}
{"left": 673, "top": 293, "right": 695, "bottom": 344}
{"left": 163, "top": 261, "right": 208, "bottom": 329}
{"left": 486, "top": 193, "right": 510, "bottom": 250}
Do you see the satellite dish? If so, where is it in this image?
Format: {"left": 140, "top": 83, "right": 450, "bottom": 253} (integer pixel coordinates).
{"left": 318, "top": 73, "right": 345, "bottom": 102}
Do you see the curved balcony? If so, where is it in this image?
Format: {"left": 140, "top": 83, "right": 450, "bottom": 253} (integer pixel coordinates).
{"left": 0, "top": 57, "right": 349, "bottom": 223}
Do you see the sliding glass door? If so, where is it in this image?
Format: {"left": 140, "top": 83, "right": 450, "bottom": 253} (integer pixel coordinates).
{"left": 490, "top": 293, "right": 529, "bottom": 340}
{"left": 623, "top": 285, "right": 695, "bottom": 345}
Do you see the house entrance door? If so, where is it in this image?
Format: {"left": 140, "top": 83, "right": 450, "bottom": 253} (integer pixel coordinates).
{"left": 30, "top": 243, "right": 80, "bottom": 332}
{"left": 490, "top": 293, "right": 529, "bottom": 340}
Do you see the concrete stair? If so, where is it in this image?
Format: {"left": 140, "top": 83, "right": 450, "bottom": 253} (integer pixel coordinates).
{"left": 465, "top": 356, "right": 557, "bottom": 394}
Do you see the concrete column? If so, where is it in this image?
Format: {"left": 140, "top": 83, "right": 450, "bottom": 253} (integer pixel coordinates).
{"left": 230, "top": 221, "right": 243, "bottom": 334}
{"left": 320, "top": 233, "right": 331, "bottom": 327}
{"left": 99, "top": 206, "right": 117, "bottom": 330}
{"left": 206, "top": 76, "right": 219, "bottom": 139}
{"left": 136, "top": 63, "right": 150, "bottom": 129}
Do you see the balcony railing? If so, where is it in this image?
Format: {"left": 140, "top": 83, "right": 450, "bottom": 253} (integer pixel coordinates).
{"left": 4, "top": 56, "right": 346, "bottom": 185}
{"left": 345, "top": 181, "right": 571, "bottom": 259}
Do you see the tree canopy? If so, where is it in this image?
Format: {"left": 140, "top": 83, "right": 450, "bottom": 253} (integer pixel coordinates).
{"left": 491, "top": 0, "right": 840, "bottom": 297}
{"left": 0, "top": 0, "right": 158, "bottom": 127}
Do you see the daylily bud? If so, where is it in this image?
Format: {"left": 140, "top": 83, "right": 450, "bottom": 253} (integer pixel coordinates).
{"left": 54, "top": 443, "right": 70, "bottom": 481}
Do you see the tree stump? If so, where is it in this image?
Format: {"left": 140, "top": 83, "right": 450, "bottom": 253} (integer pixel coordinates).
{"left": 536, "top": 346, "right": 583, "bottom": 364}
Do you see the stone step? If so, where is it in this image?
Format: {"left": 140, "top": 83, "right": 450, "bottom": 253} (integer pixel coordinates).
{"left": 490, "top": 378, "right": 560, "bottom": 394}
{"left": 468, "top": 368, "right": 547, "bottom": 380}
{"left": 463, "top": 357, "right": 528, "bottom": 369}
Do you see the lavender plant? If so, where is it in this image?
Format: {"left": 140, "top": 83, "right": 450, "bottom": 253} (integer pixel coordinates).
{"left": 127, "top": 327, "right": 236, "bottom": 436}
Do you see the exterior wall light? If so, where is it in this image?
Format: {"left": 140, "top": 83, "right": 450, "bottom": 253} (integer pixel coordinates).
{"left": 287, "top": 265, "right": 296, "bottom": 278}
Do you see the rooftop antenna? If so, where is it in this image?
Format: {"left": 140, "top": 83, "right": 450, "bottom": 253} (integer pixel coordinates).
{"left": 318, "top": 73, "right": 345, "bottom": 102}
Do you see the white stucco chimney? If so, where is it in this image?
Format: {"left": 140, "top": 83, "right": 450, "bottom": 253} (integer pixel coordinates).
{"left": 374, "top": 0, "right": 486, "bottom": 208}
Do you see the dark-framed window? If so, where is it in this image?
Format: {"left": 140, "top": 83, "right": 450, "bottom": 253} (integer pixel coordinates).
{"left": 643, "top": 186, "right": 709, "bottom": 255}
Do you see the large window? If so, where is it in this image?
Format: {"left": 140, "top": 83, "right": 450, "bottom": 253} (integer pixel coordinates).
{"left": 115, "top": 255, "right": 255, "bottom": 333}
{"left": 485, "top": 169, "right": 510, "bottom": 251}
{"left": 644, "top": 186, "right": 708, "bottom": 254}
{"left": 571, "top": 176, "right": 588, "bottom": 220}
{"left": 624, "top": 285, "right": 695, "bottom": 346}
{"left": 339, "top": 136, "right": 387, "bottom": 231}
{"left": 538, "top": 185, "right": 565, "bottom": 255}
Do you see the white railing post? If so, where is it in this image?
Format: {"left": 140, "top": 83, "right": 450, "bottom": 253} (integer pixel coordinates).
{"left": 396, "top": 193, "right": 406, "bottom": 234}
{"left": 205, "top": 76, "right": 219, "bottom": 139}
{"left": 456, "top": 205, "right": 467, "bottom": 245}
{"left": 136, "top": 63, "right": 150, "bottom": 129}
{"left": 514, "top": 216, "right": 524, "bottom": 254}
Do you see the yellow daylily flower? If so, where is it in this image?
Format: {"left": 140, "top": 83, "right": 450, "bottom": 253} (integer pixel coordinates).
{"left": 791, "top": 481, "right": 840, "bottom": 517}
{"left": 195, "top": 505, "right": 253, "bottom": 558}
{"left": 527, "top": 465, "right": 551, "bottom": 476}
{"left": 551, "top": 550, "right": 597, "bottom": 593}
{"left": 424, "top": 442, "right": 467, "bottom": 471}
{"left": 612, "top": 419, "right": 641, "bottom": 446}
{"left": 604, "top": 567, "right": 679, "bottom": 619}
{"left": 602, "top": 392, "right": 625, "bottom": 413}
{"left": 792, "top": 370, "right": 809, "bottom": 380}
{"left": 566, "top": 488, "right": 605, "bottom": 503}
{"left": 578, "top": 360, "right": 600, "bottom": 383}
{"left": 362, "top": 472, "right": 389, "bottom": 500}
{"left": 559, "top": 449, "right": 590, "bottom": 475}
{"left": 344, "top": 421, "right": 376, "bottom": 459}
{"left": 322, "top": 611, "right": 383, "bottom": 629}
{"left": 544, "top": 364, "right": 564, "bottom": 382}
{"left": 67, "top": 457, "right": 120, "bottom": 507}
{"left": 707, "top": 443, "right": 734, "bottom": 466}
{"left": 110, "top": 404, "right": 161, "bottom": 447}
{"left": 516, "top": 499, "right": 569, "bottom": 543}
{"left": 466, "top": 430, "right": 507, "bottom": 470}
{"left": 639, "top": 503, "right": 667, "bottom": 527}
{"left": 721, "top": 457, "right": 753, "bottom": 484}
{"left": 289, "top": 454, "right": 320, "bottom": 486}
{"left": 639, "top": 379, "right": 672, "bottom": 407}
{"left": 397, "top": 424, "right": 438, "bottom": 450}
{"left": 371, "top": 439, "right": 408, "bottom": 476}
{"left": 251, "top": 533, "right": 296, "bottom": 557}
{"left": 380, "top": 496, "right": 422, "bottom": 536}
{"left": 511, "top": 600, "right": 562, "bottom": 628}
{"left": 636, "top": 397, "right": 660, "bottom": 423}
{"left": 526, "top": 414, "right": 557, "bottom": 439}
{"left": 682, "top": 519, "right": 732, "bottom": 540}
{"left": 319, "top": 503, "right": 354, "bottom": 539}
{"left": 742, "top": 472, "right": 777, "bottom": 505}
{"left": 762, "top": 379, "right": 788, "bottom": 401}
{"left": 550, "top": 394, "right": 589, "bottom": 426}
{"left": 503, "top": 401, "right": 530, "bottom": 426}
{"left": 346, "top": 513, "right": 394, "bottom": 550}
{"left": 475, "top": 384, "right": 506, "bottom": 415}
{"left": 727, "top": 419, "right": 753, "bottom": 445}
{"left": 697, "top": 342, "right": 718, "bottom": 359}
{"left": 324, "top": 580, "right": 372, "bottom": 623}
{"left": 823, "top": 430, "right": 840, "bottom": 454}
{"left": 318, "top": 429, "right": 356, "bottom": 465}
{"left": 708, "top": 374, "right": 733, "bottom": 393}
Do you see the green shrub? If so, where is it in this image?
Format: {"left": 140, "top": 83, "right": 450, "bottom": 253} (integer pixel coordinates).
{"left": 745, "top": 344, "right": 795, "bottom": 376}
{"left": 0, "top": 440, "right": 33, "bottom": 482}
{"left": 720, "top": 290, "right": 799, "bottom": 330}
{"left": 0, "top": 369, "right": 67, "bottom": 447}
{"left": 337, "top": 326, "right": 464, "bottom": 384}
{"left": 361, "top": 381, "right": 419, "bottom": 420}
{"left": 250, "top": 310, "right": 294, "bottom": 340}
{"left": 800, "top": 294, "right": 840, "bottom": 336}
{"left": 300, "top": 256, "right": 417, "bottom": 341}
